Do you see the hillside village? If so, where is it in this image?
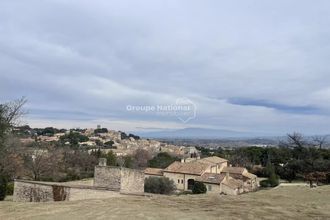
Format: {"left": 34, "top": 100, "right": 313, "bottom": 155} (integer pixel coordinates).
{"left": 16, "top": 126, "right": 197, "bottom": 158}
{"left": 9, "top": 125, "right": 259, "bottom": 199}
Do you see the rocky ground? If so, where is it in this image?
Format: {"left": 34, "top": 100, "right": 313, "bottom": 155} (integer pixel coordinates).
{"left": 1, "top": 185, "right": 329, "bottom": 220}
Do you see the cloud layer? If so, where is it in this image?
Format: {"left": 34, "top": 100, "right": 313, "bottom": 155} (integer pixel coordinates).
{"left": 1, "top": 0, "right": 330, "bottom": 135}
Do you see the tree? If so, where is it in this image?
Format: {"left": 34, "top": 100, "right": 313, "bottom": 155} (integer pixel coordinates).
{"left": 148, "top": 152, "right": 178, "bottom": 168}
{"left": 287, "top": 132, "right": 305, "bottom": 148}
{"left": 144, "top": 177, "right": 176, "bottom": 194}
{"left": 0, "top": 97, "right": 26, "bottom": 149}
{"left": 192, "top": 182, "right": 207, "bottom": 194}
{"left": 304, "top": 172, "right": 327, "bottom": 188}
{"left": 312, "top": 135, "right": 328, "bottom": 149}
{"left": 104, "top": 140, "right": 114, "bottom": 148}
{"left": 24, "top": 149, "right": 55, "bottom": 181}
{"left": 133, "top": 149, "right": 151, "bottom": 168}
{"left": 123, "top": 156, "right": 133, "bottom": 168}
{"left": 265, "top": 161, "right": 279, "bottom": 187}
{"left": 0, "top": 175, "right": 7, "bottom": 201}
{"left": 105, "top": 151, "right": 117, "bottom": 166}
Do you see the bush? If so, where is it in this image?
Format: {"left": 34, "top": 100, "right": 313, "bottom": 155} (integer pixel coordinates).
{"left": 260, "top": 177, "right": 279, "bottom": 188}
{"left": 268, "top": 172, "right": 280, "bottom": 187}
{"left": 144, "top": 177, "right": 176, "bottom": 194}
{"left": 6, "top": 182, "right": 14, "bottom": 195}
{"left": 259, "top": 179, "right": 270, "bottom": 187}
{"left": 192, "top": 182, "right": 207, "bottom": 194}
{"left": 0, "top": 175, "right": 8, "bottom": 201}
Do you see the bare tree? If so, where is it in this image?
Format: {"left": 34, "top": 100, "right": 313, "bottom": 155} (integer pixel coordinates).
{"left": 0, "top": 97, "right": 27, "bottom": 146}
{"left": 312, "top": 135, "right": 328, "bottom": 149}
{"left": 287, "top": 132, "right": 305, "bottom": 148}
{"left": 0, "top": 98, "right": 27, "bottom": 177}
{"left": 133, "top": 148, "right": 151, "bottom": 168}
{"left": 304, "top": 171, "right": 327, "bottom": 188}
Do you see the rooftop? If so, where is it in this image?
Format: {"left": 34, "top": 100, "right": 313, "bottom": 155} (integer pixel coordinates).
{"left": 197, "top": 156, "right": 228, "bottom": 165}
{"left": 222, "top": 167, "right": 246, "bottom": 174}
{"left": 163, "top": 161, "right": 210, "bottom": 175}
{"left": 195, "top": 173, "right": 226, "bottom": 184}
{"left": 144, "top": 168, "right": 163, "bottom": 176}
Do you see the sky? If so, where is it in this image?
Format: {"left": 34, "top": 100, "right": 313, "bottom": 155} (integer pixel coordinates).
{"left": 1, "top": 0, "right": 330, "bottom": 136}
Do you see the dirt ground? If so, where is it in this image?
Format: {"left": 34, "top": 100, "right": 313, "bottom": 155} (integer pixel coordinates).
{"left": 1, "top": 185, "right": 329, "bottom": 220}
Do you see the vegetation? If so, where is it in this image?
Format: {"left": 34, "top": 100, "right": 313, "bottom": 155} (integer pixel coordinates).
{"left": 94, "top": 128, "right": 108, "bottom": 134}
{"left": 104, "top": 140, "right": 115, "bottom": 148}
{"left": 0, "top": 175, "right": 7, "bottom": 200}
{"left": 120, "top": 131, "right": 140, "bottom": 140}
{"left": 59, "top": 131, "right": 89, "bottom": 147}
{"left": 192, "top": 182, "right": 207, "bottom": 194}
{"left": 105, "top": 151, "right": 117, "bottom": 166}
{"left": 144, "top": 176, "right": 176, "bottom": 194}
{"left": 148, "top": 152, "right": 179, "bottom": 169}
{"left": 197, "top": 133, "right": 330, "bottom": 186}
{"left": 133, "top": 149, "right": 151, "bottom": 168}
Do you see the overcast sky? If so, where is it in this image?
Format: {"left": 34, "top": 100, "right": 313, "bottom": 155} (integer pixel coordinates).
{"left": 1, "top": 0, "right": 330, "bottom": 135}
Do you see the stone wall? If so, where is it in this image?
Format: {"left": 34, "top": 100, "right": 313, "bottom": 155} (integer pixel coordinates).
{"left": 94, "top": 166, "right": 145, "bottom": 194}
{"left": 13, "top": 180, "right": 123, "bottom": 202}
{"left": 94, "top": 166, "right": 121, "bottom": 190}
{"left": 14, "top": 180, "right": 68, "bottom": 202}
{"left": 120, "top": 168, "right": 144, "bottom": 194}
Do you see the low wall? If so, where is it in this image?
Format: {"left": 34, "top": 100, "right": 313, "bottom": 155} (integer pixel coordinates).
{"left": 120, "top": 168, "right": 144, "bottom": 194}
{"left": 13, "top": 180, "right": 122, "bottom": 202}
{"left": 14, "top": 180, "right": 57, "bottom": 202}
{"left": 94, "top": 166, "right": 121, "bottom": 190}
{"left": 94, "top": 166, "right": 145, "bottom": 194}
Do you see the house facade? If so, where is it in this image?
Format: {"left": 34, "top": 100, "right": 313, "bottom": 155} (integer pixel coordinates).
{"left": 144, "top": 156, "right": 258, "bottom": 195}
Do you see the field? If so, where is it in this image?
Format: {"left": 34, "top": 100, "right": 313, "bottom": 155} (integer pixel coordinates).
{"left": 1, "top": 185, "right": 329, "bottom": 220}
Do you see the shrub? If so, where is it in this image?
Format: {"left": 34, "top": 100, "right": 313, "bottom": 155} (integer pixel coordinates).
{"left": 268, "top": 172, "right": 280, "bottom": 187}
{"left": 6, "top": 182, "right": 14, "bottom": 195}
{"left": 192, "top": 182, "right": 207, "bottom": 194}
{"left": 259, "top": 179, "right": 270, "bottom": 187}
{"left": 144, "top": 177, "right": 176, "bottom": 194}
{"left": 260, "top": 176, "right": 279, "bottom": 188}
{"left": 0, "top": 175, "right": 8, "bottom": 201}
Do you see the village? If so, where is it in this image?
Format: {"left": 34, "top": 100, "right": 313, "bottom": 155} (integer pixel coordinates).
{"left": 10, "top": 125, "right": 260, "bottom": 202}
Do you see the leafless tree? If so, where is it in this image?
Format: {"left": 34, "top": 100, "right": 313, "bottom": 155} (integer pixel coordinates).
{"left": 287, "top": 132, "right": 305, "bottom": 148}
{"left": 312, "top": 135, "right": 328, "bottom": 149}
{"left": 0, "top": 97, "right": 27, "bottom": 177}
{"left": 304, "top": 171, "right": 327, "bottom": 188}
{"left": 133, "top": 148, "right": 151, "bottom": 168}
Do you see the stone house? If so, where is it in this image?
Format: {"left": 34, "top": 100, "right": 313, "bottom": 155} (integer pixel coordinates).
{"left": 144, "top": 156, "right": 258, "bottom": 195}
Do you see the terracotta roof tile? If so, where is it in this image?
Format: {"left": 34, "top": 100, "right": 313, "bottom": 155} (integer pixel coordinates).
{"left": 144, "top": 168, "right": 163, "bottom": 176}
{"left": 222, "top": 166, "right": 246, "bottom": 174}
{"left": 164, "top": 161, "right": 210, "bottom": 175}
{"left": 198, "top": 156, "right": 228, "bottom": 164}
{"left": 195, "top": 173, "right": 226, "bottom": 184}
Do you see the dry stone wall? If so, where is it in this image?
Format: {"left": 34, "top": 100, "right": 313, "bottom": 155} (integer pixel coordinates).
{"left": 120, "top": 168, "right": 144, "bottom": 194}
{"left": 94, "top": 166, "right": 145, "bottom": 194}
{"left": 94, "top": 166, "right": 121, "bottom": 190}
{"left": 13, "top": 180, "right": 123, "bottom": 202}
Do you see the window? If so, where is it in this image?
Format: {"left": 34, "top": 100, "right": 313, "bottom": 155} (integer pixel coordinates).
{"left": 178, "top": 179, "right": 180, "bottom": 184}
{"left": 181, "top": 179, "right": 183, "bottom": 184}
{"left": 208, "top": 185, "right": 212, "bottom": 191}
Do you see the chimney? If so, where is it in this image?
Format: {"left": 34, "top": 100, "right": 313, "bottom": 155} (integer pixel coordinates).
{"left": 99, "top": 158, "right": 107, "bottom": 166}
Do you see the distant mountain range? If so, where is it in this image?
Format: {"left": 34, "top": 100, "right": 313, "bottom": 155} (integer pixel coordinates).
{"left": 136, "top": 127, "right": 269, "bottom": 139}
